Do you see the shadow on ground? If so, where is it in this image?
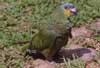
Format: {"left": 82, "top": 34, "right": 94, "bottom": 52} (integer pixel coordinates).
{"left": 53, "top": 48, "right": 92, "bottom": 63}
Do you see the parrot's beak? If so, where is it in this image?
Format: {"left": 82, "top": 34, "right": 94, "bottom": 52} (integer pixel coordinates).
{"left": 70, "top": 8, "right": 77, "bottom": 16}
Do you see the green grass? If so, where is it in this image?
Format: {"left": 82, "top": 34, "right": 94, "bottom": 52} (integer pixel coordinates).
{"left": 63, "top": 56, "right": 85, "bottom": 68}
{"left": 0, "top": 0, "right": 100, "bottom": 46}
{"left": 93, "top": 34, "right": 100, "bottom": 42}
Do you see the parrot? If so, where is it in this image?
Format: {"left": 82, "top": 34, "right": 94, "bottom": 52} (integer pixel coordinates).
{"left": 21, "top": 3, "right": 77, "bottom": 61}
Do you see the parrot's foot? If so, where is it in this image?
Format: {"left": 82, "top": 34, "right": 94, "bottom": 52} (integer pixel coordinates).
{"left": 25, "top": 49, "right": 46, "bottom": 60}
{"left": 24, "top": 49, "right": 36, "bottom": 57}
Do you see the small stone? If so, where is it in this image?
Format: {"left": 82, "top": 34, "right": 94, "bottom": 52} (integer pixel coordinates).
{"left": 33, "top": 59, "right": 55, "bottom": 68}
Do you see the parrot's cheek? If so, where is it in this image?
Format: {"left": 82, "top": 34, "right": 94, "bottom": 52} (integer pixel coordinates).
{"left": 64, "top": 9, "right": 71, "bottom": 16}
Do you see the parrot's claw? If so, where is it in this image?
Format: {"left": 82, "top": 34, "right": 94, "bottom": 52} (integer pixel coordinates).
{"left": 24, "top": 49, "right": 37, "bottom": 57}
{"left": 24, "top": 49, "right": 46, "bottom": 60}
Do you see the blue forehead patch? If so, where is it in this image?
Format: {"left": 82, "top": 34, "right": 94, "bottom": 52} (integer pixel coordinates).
{"left": 63, "top": 3, "right": 74, "bottom": 9}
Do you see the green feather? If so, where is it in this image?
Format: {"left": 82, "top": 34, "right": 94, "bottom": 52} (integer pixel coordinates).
{"left": 32, "top": 30, "right": 56, "bottom": 50}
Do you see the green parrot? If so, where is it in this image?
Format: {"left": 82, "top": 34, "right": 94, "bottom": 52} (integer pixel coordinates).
{"left": 22, "top": 3, "right": 77, "bottom": 61}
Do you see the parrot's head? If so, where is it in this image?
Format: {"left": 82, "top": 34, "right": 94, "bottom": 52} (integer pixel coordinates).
{"left": 62, "top": 3, "right": 77, "bottom": 16}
